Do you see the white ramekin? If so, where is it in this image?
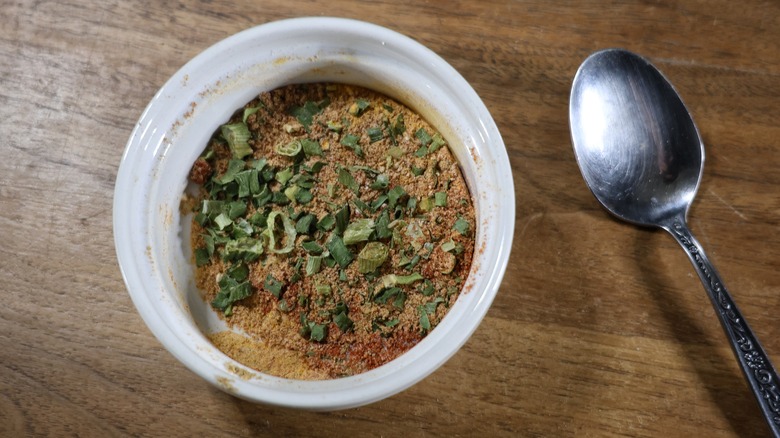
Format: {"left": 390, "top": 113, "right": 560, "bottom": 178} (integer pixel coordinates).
{"left": 114, "top": 17, "right": 514, "bottom": 410}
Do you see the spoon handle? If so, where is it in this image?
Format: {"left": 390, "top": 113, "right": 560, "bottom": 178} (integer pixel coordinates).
{"left": 661, "top": 217, "right": 780, "bottom": 436}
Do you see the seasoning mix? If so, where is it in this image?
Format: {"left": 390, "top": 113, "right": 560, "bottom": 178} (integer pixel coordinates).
{"left": 187, "top": 83, "right": 476, "bottom": 379}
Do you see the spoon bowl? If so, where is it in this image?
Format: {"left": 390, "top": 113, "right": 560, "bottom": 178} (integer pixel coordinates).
{"left": 570, "top": 49, "right": 702, "bottom": 226}
{"left": 570, "top": 48, "right": 780, "bottom": 436}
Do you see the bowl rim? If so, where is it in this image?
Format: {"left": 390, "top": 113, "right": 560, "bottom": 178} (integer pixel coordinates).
{"left": 113, "top": 16, "right": 515, "bottom": 410}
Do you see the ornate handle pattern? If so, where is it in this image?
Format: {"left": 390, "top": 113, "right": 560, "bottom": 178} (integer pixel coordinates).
{"left": 663, "top": 217, "right": 780, "bottom": 436}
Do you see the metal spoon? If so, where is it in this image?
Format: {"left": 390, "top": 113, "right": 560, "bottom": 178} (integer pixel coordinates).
{"left": 569, "top": 48, "right": 780, "bottom": 435}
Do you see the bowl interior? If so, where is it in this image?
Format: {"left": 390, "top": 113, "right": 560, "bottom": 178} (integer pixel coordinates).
{"left": 114, "top": 17, "right": 514, "bottom": 410}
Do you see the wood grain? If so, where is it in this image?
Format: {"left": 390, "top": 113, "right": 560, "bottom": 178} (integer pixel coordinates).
{"left": 2, "top": 0, "right": 780, "bottom": 436}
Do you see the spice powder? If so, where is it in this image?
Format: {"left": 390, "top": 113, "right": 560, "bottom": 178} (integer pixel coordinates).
{"left": 188, "top": 83, "right": 476, "bottom": 379}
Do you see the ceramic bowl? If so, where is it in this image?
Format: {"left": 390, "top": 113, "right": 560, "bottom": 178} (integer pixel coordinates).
{"left": 114, "top": 17, "right": 514, "bottom": 410}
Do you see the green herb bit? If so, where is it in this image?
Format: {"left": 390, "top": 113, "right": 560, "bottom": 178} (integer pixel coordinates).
{"left": 231, "top": 218, "right": 253, "bottom": 239}
{"left": 264, "top": 274, "right": 284, "bottom": 298}
{"left": 350, "top": 198, "right": 370, "bottom": 216}
{"left": 299, "top": 313, "right": 310, "bottom": 338}
{"left": 420, "top": 279, "right": 435, "bottom": 296}
{"left": 386, "top": 146, "right": 405, "bottom": 159}
{"left": 263, "top": 211, "right": 297, "bottom": 254}
{"left": 348, "top": 98, "right": 370, "bottom": 116}
{"left": 271, "top": 191, "right": 290, "bottom": 205}
{"left": 343, "top": 218, "right": 375, "bottom": 246}
{"left": 200, "top": 147, "right": 215, "bottom": 161}
{"left": 407, "top": 254, "right": 422, "bottom": 270}
{"left": 217, "top": 159, "right": 246, "bottom": 184}
{"left": 404, "top": 221, "right": 426, "bottom": 251}
{"left": 251, "top": 157, "right": 268, "bottom": 172}
{"left": 341, "top": 133, "right": 359, "bottom": 147}
{"left": 415, "top": 128, "right": 432, "bottom": 146}
{"left": 373, "top": 287, "right": 404, "bottom": 306}
{"left": 389, "top": 114, "right": 405, "bottom": 140}
{"left": 423, "top": 297, "right": 446, "bottom": 314}
{"left": 380, "top": 272, "right": 424, "bottom": 288}
{"left": 406, "top": 197, "right": 417, "bottom": 214}
{"left": 326, "top": 183, "right": 337, "bottom": 198}
{"left": 440, "top": 239, "right": 457, "bottom": 253}
{"left": 375, "top": 210, "right": 392, "bottom": 239}
{"left": 203, "top": 234, "right": 215, "bottom": 256}
{"left": 242, "top": 105, "right": 264, "bottom": 124}
{"left": 421, "top": 242, "right": 435, "bottom": 259}
{"left": 301, "top": 138, "right": 323, "bottom": 157}
{"left": 357, "top": 241, "right": 389, "bottom": 274}
{"left": 295, "top": 213, "right": 316, "bottom": 234}
{"left": 221, "top": 123, "right": 253, "bottom": 159}
{"left": 295, "top": 189, "right": 313, "bottom": 204}
{"left": 275, "top": 167, "right": 294, "bottom": 185}
{"left": 418, "top": 297, "right": 445, "bottom": 332}
{"left": 326, "top": 234, "right": 354, "bottom": 268}
{"left": 260, "top": 167, "right": 275, "bottom": 182}
{"left": 411, "top": 166, "right": 425, "bottom": 177}
{"left": 387, "top": 186, "right": 408, "bottom": 209}
{"left": 414, "top": 145, "right": 429, "bottom": 158}
{"left": 305, "top": 255, "right": 323, "bottom": 276}
{"left": 441, "top": 239, "right": 464, "bottom": 254}
{"left": 227, "top": 201, "right": 247, "bottom": 219}
{"left": 234, "top": 169, "right": 260, "bottom": 198}
{"left": 309, "top": 322, "right": 328, "bottom": 342}
{"left": 213, "top": 213, "right": 232, "bottom": 231}
{"left": 334, "top": 204, "right": 351, "bottom": 235}
{"left": 194, "top": 212, "right": 208, "bottom": 227}
{"left": 290, "top": 257, "right": 304, "bottom": 284}
{"left": 334, "top": 310, "right": 354, "bottom": 332}
{"left": 201, "top": 200, "right": 225, "bottom": 218}
{"left": 453, "top": 216, "right": 470, "bottom": 236}
{"left": 350, "top": 165, "right": 380, "bottom": 175}
{"left": 278, "top": 299, "right": 291, "bottom": 312}
{"left": 290, "top": 100, "right": 325, "bottom": 131}
{"left": 337, "top": 167, "right": 359, "bottom": 195}
{"left": 212, "top": 275, "right": 253, "bottom": 315}
{"left": 418, "top": 197, "right": 434, "bottom": 212}
{"left": 317, "top": 213, "right": 336, "bottom": 231}
{"left": 327, "top": 121, "right": 343, "bottom": 132}
{"left": 291, "top": 172, "right": 316, "bottom": 189}
{"left": 419, "top": 307, "right": 431, "bottom": 332}
{"left": 222, "top": 237, "right": 264, "bottom": 262}
{"left": 226, "top": 263, "right": 250, "bottom": 282}
{"left": 316, "top": 284, "right": 332, "bottom": 296}
{"left": 284, "top": 185, "right": 299, "bottom": 203}
{"left": 301, "top": 240, "right": 324, "bottom": 254}
{"left": 370, "top": 195, "right": 388, "bottom": 212}
{"left": 367, "top": 127, "right": 384, "bottom": 143}
{"left": 340, "top": 134, "right": 364, "bottom": 158}
{"left": 194, "top": 248, "right": 210, "bottom": 267}
{"left": 275, "top": 139, "right": 302, "bottom": 157}
{"left": 434, "top": 192, "right": 447, "bottom": 207}
{"left": 306, "top": 161, "right": 326, "bottom": 174}
{"left": 370, "top": 174, "right": 389, "bottom": 190}
{"left": 428, "top": 133, "right": 446, "bottom": 154}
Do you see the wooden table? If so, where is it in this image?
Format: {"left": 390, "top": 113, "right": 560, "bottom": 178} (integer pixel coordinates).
{"left": 3, "top": 1, "right": 780, "bottom": 436}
